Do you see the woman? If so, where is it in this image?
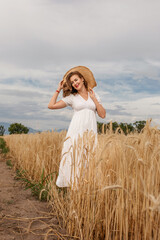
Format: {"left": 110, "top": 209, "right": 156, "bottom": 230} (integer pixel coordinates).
{"left": 48, "top": 66, "right": 106, "bottom": 187}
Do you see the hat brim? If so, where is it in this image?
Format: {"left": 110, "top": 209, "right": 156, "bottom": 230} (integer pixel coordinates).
{"left": 63, "top": 66, "right": 97, "bottom": 89}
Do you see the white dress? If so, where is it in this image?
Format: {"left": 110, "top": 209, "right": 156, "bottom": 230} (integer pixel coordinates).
{"left": 56, "top": 91, "right": 101, "bottom": 187}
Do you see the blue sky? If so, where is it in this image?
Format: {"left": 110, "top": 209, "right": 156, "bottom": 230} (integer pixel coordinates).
{"left": 0, "top": 0, "right": 160, "bottom": 131}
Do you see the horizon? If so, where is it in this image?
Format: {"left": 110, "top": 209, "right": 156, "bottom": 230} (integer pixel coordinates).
{"left": 1, "top": 119, "right": 159, "bottom": 135}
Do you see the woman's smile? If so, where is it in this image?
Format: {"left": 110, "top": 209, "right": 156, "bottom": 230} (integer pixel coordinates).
{"left": 75, "top": 83, "right": 80, "bottom": 88}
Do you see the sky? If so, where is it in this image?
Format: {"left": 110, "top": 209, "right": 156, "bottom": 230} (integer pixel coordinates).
{"left": 0, "top": 0, "right": 160, "bottom": 131}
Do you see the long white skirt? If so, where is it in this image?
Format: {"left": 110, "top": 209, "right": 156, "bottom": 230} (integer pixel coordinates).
{"left": 56, "top": 109, "right": 97, "bottom": 188}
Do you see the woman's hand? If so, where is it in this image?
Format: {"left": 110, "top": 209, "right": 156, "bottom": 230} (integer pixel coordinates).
{"left": 57, "top": 80, "right": 64, "bottom": 91}
{"left": 89, "top": 88, "right": 96, "bottom": 101}
{"left": 89, "top": 87, "right": 106, "bottom": 119}
{"left": 48, "top": 80, "right": 66, "bottom": 110}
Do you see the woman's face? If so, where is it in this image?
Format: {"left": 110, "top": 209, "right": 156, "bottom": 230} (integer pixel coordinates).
{"left": 70, "top": 74, "right": 84, "bottom": 91}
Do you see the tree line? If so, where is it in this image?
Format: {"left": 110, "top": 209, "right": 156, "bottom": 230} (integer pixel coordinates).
{"left": 97, "top": 120, "right": 147, "bottom": 134}
{"left": 0, "top": 123, "right": 29, "bottom": 136}
{"left": 0, "top": 121, "right": 147, "bottom": 136}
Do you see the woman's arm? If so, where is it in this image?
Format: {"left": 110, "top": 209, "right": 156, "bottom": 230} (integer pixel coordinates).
{"left": 89, "top": 88, "right": 106, "bottom": 119}
{"left": 48, "top": 80, "right": 67, "bottom": 110}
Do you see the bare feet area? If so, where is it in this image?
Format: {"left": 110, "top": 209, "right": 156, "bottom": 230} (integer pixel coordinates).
{"left": 0, "top": 154, "right": 71, "bottom": 240}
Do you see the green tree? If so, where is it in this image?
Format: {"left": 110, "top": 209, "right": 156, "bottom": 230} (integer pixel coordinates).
{"left": 133, "top": 120, "right": 146, "bottom": 133}
{"left": 8, "top": 123, "right": 29, "bottom": 135}
{"left": 0, "top": 125, "right": 5, "bottom": 136}
{"left": 126, "top": 123, "right": 135, "bottom": 133}
{"left": 119, "top": 122, "right": 135, "bottom": 135}
{"left": 119, "top": 123, "right": 127, "bottom": 134}
{"left": 97, "top": 121, "right": 119, "bottom": 134}
{"left": 97, "top": 122, "right": 104, "bottom": 134}
{"left": 105, "top": 121, "right": 119, "bottom": 133}
{"left": 112, "top": 122, "right": 119, "bottom": 132}
{"left": 97, "top": 122, "right": 108, "bottom": 134}
{"left": 98, "top": 120, "right": 146, "bottom": 134}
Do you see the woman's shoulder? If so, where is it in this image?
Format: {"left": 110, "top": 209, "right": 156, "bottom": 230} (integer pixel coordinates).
{"left": 62, "top": 93, "right": 75, "bottom": 106}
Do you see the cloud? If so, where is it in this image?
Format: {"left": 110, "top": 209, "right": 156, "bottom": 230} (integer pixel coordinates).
{"left": 1, "top": 0, "right": 160, "bottom": 69}
{"left": 0, "top": 0, "right": 160, "bottom": 130}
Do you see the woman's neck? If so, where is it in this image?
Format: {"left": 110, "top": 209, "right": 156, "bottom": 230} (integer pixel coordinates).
{"left": 78, "top": 86, "right": 88, "bottom": 95}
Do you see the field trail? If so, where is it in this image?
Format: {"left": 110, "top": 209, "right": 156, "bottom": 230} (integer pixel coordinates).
{"left": 0, "top": 154, "right": 70, "bottom": 240}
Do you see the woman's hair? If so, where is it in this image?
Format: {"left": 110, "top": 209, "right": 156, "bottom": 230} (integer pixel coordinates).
{"left": 63, "top": 71, "right": 88, "bottom": 97}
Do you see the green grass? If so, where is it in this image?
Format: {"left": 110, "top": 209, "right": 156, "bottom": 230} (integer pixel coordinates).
{"left": 15, "top": 168, "right": 54, "bottom": 201}
{"left": 6, "top": 159, "right": 13, "bottom": 167}
{"left": 0, "top": 138, "right": 9, "bottom": 154}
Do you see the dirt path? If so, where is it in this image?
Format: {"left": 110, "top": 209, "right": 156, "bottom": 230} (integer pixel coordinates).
{"left": 0, "top": 154, "right": 71, "bottom": 240}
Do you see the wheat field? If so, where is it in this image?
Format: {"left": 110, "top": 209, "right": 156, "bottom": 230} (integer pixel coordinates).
{"left": 4, "top": 121, "right": 160, "bottom": 240}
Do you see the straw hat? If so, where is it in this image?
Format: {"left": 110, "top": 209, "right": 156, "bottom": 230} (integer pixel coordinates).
{"left": 63, "top": 66, "right": 97, "bottom": 88}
